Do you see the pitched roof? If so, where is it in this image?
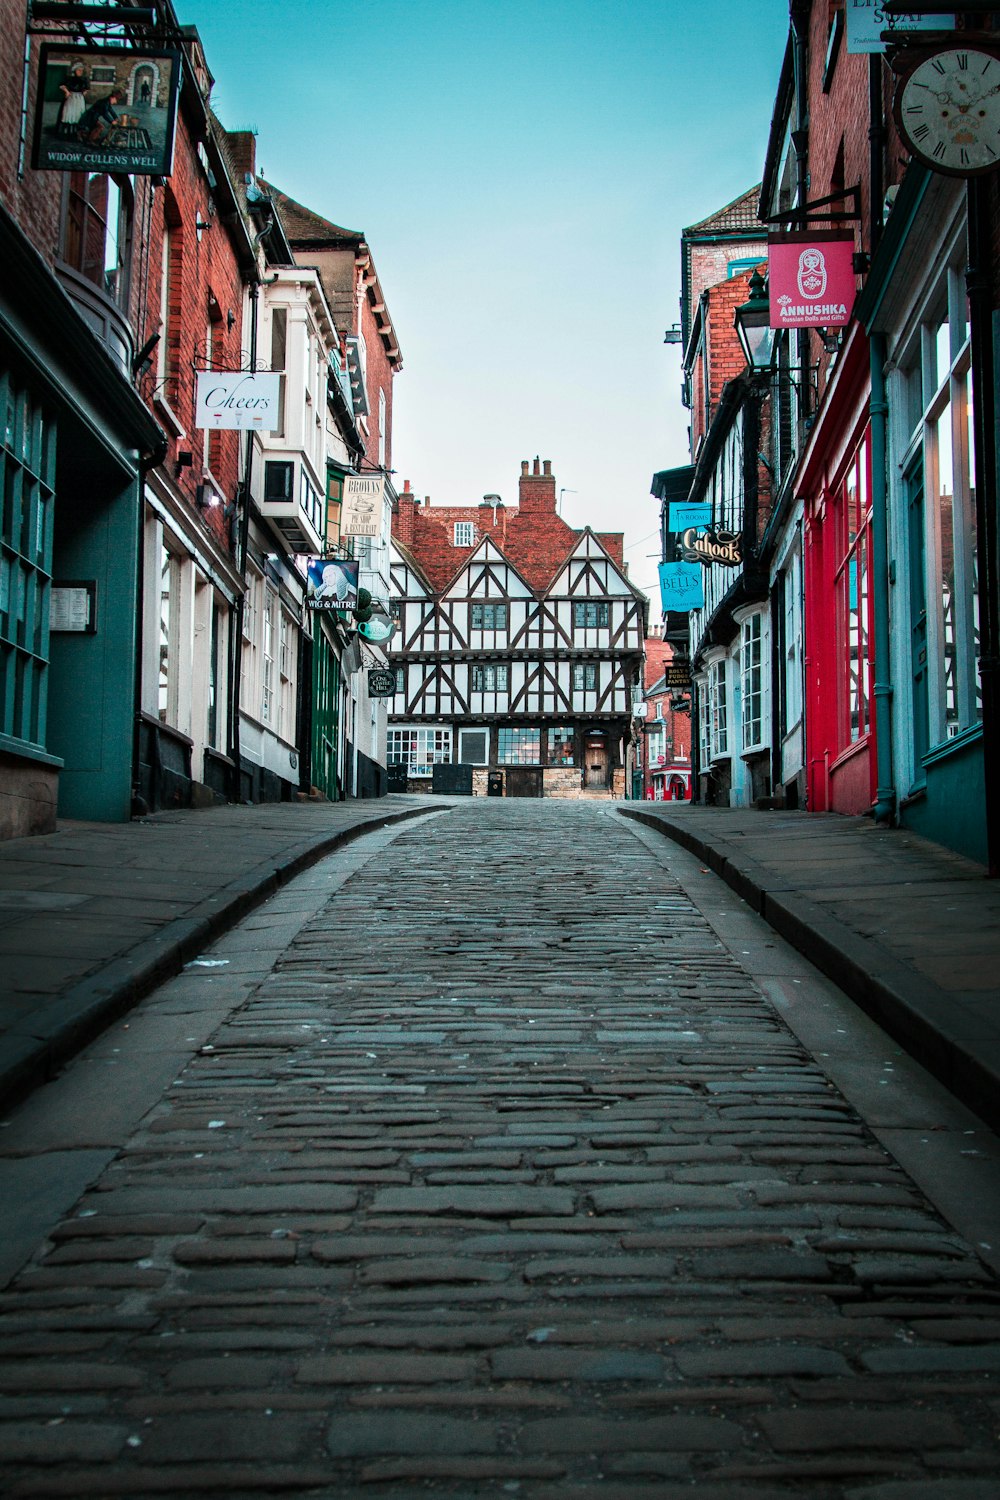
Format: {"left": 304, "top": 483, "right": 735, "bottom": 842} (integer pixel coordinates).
{"left": 260, "top": 181, "right": 361, "bottom": 245}
{"left": 397, "top": 501, "right": 628, "bottom": 597}
{"left": 684, "top": 185, "right": 762, "bottom": 237}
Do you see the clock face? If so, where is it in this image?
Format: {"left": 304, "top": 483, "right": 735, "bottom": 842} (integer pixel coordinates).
{"left": 897, "top": 47, "right": 1000, "bottom": 176}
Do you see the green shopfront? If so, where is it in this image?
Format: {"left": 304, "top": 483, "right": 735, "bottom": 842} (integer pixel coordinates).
{"left": 0, "top": 203, "right": 164, "bottom": 838}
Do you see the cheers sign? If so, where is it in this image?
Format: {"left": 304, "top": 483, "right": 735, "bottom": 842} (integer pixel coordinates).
{"left": 195, "top": 372, "right": 281, "bottom": 431}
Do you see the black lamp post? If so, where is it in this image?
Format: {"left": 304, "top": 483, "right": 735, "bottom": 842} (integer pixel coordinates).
{"left": 734, "top": 268, "right": 777, "bottom": 377}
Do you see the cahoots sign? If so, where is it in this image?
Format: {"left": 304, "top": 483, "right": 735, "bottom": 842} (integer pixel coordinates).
{"left": 680, "top": 527, "right": 742, "bottom": 567}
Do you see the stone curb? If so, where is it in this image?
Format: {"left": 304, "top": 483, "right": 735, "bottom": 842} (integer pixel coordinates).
{"left": 618, "top": 806, "right": 1000, "bottom": 1133}
{"left": 0, "top": 803, "right": 436, "bottom": 1112}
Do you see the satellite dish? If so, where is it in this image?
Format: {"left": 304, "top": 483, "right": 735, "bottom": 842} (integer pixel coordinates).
{"left": 357, "top": 616, "right": 396, "bottom": 644}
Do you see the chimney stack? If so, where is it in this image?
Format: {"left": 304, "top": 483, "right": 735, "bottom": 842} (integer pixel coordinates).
{"left": 393, "top": 478, "right": 418, "bottom": 547}
{"left": 518, "top": 456, "right": 557, "bottom": 515}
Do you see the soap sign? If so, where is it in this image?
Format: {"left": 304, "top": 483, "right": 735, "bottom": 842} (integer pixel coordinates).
{"left": 195, "top": 371, "right": 281, "bottom": 431}
{"left": 845, "top": 2, "right": 954, "bottom": 54}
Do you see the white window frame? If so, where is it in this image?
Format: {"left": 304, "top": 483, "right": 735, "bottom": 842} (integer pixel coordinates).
{"left": 737, "top": 608, "right": 766, "bottom": 754}
{"left": 454, "top": 522, "right": 475, "bottom": 547}
{"left": 706, "top": 654, "right": 728, "bottom": 760}
{"left": 386, "top": 725, "right": 452, "bottom": 777}
{"left": 458, "top": 727, "right": 489, "bottom": 765}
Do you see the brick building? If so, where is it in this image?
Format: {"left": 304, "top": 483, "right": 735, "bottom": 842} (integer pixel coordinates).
{"left": 387, "top": 459, "right": 647, "bottom": 797}
{"left": 638, "top": 629, "right": 692, "bottom": 801}
{"left": 659, "top": 2, "right": 1000, "bottom": 871}
{"left": 0, "top": 1, "right": 401, "bottom": 836}
{"left": 0, "top": 0, "right": 164, "bottom": 836}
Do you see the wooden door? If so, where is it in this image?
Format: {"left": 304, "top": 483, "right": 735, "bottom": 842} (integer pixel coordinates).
{"left": 505, "top": 766, "right": 543, "bottom": 798}
{"left": 584, "top": 739, "right": 609, "bottom": 788}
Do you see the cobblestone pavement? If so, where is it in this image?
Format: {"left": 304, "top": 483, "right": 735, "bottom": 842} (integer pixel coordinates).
{"left": 2, "top": 801, "right": 1000, "bottom": 1499}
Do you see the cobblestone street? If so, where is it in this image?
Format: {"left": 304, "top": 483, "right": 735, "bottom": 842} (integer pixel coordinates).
{"left": 2, "top": 801, "right": 999, "bottom": 1499}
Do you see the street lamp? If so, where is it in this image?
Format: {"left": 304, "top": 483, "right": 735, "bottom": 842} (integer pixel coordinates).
{"left": 734, "top": 268, "right": 777, "bottom": 377}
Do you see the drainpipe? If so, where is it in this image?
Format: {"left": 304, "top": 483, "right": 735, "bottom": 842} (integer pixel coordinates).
{"left": 869, "top": 331, "right": 895, "bottom": 824}
{"left": 226, "top": 272, "right": 257, "bottom": 805}
{"left": 868, "top": 54, "right": 884, "bottom": 256}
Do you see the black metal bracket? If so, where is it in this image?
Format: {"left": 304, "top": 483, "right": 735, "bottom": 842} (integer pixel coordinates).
{"left": 763, "top": 185, "right": 862, "bottom": 228}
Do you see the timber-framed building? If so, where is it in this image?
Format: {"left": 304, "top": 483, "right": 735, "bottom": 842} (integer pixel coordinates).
{"left": 387, "top": 459, "right": 647, "bottom": 797}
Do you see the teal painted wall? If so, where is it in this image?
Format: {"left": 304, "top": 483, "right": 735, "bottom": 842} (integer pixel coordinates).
{"left": 900, "top": 731, "right": 987, "bottom": 867}
{"left": 48, "top": 471, "right": 140, "bottom": 822}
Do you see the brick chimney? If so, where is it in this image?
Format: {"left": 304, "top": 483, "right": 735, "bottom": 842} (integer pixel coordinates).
{"left": 517, "top": 456, "right": 557, "bottom": 514}
{"left": 393, "top": 478, "right": 419, "bottom": 547}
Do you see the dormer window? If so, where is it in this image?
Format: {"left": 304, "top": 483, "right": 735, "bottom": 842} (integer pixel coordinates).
{"left": 454, "top": 522, "right": 475, "bottom": 547}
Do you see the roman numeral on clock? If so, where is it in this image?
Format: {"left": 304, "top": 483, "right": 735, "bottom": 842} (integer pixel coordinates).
{"left": 913, "top": 123, "right": 930, "bottom": 140}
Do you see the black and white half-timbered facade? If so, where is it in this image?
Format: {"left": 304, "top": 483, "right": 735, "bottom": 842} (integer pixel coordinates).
{"left": 387, "top": 461, "right": 647, "bottom": 797}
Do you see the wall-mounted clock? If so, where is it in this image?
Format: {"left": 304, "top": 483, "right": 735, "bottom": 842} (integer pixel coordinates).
{"left": 893, "top": 46, "right": 1000, "bottom": 176}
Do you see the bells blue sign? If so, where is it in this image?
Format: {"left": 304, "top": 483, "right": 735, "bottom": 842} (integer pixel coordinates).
{"left": 658, "top": 561, "right": 704, "bottom": 613}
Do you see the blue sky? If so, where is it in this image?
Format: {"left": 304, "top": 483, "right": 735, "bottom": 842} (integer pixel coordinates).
{"left": 187, "top": 0, "right": 789, "bottom": 600}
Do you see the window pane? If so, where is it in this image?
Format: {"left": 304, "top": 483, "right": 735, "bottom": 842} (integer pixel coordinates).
{"left": 497, "top": 726, "right": 540, "bottom": 764}
{"left": 549, "top": 726, "right": 575, "bottom": 765}
{"left": 936, "top": 404, "right": 957, "bottom": 735}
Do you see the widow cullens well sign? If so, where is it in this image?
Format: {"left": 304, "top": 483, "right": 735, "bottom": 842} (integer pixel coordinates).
{"left": 33, "top": 46, "right": 181, "bottom": 176}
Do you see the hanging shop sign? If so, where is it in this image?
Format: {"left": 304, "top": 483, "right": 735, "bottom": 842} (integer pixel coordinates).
{"left": 357, "top": 615, "right": 396, "bottom": 645}
{"left": 367, "top": 668, "right": 397, "bottom": 697}
{"left": 32, "top": 45, "right": 181, "bottom": 176}
{"left": 768, "top": 232, "right": 856, "bottom": 330}
{"left": 305, "top": 557, "right": 359, "bottom": 612}
{"left": 845, "top": 2, "right": 954, "bottom": 54}
{"left": 195, "top": 372, "right": 281, "bottom": 431}
{"left": 680, "top": 527, "right": 742, "bottom": 568}
{"left": 341, "top": 475, "right": 384, "bottom": 538}
{"left": 658, "top": 561, "right": 704, "bottom": 613}
{"left": 668, "top": 502, "right": 713, "bottom": 532}
{"left": 665, "top": 661, "right": 693, "bottom": 689}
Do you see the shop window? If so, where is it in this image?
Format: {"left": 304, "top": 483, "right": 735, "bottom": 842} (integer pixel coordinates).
{"left": 0, "top": 371, "right": 54, "bottom": 751}
{"left": 548, "top": 726, "right": 575, "bottom": 765}
{"left": 497, "top": 726, "right": 540, "bottom": 764}
{"left": 386, "top": 726, "right": 451, "bottom": 776}
{"left": 206, "top": 597, "right": 225, "bottom": 749}
{"left": 158, "top": 543, "right": 180, "bottom": 724}
{"left": 834, "top": 436, "right": 873, "bottom": 747}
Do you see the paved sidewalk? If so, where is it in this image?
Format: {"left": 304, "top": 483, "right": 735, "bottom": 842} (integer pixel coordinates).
{"left": 619, "top": 803, "right": 1000, "bottom": 1132}
{"left": 0, "top": 797, "right": 437, "bottom": 1109}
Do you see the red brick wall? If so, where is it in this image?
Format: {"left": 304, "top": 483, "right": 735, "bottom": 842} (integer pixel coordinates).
{"left": 360, "top": 286, "right": 394, "bottom": 472}
{"left": 0, "top": 7, "right": 65, "bottom": 258}
{"left": 518, "top": 457, "right": 557, "bottom": 513}
{"left": 135, "top": 103, "right": 246, "bottom": 544}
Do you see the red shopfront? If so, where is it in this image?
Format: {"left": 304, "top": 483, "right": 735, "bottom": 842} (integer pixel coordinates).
{"left": 801, "top": 330, "right": 878, "bottom": 815}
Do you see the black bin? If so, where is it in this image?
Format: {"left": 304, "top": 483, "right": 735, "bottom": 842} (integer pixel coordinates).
{"left": 487, "top": 770, "right": 504, "bottom": 797}
{"left": 386, "top": 762, "right": 409, "bottom": 792}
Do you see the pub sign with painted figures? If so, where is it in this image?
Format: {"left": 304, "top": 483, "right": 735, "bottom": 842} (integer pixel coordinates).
{"left": 32, "top": 45, "right": 181, "bottom": 176}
